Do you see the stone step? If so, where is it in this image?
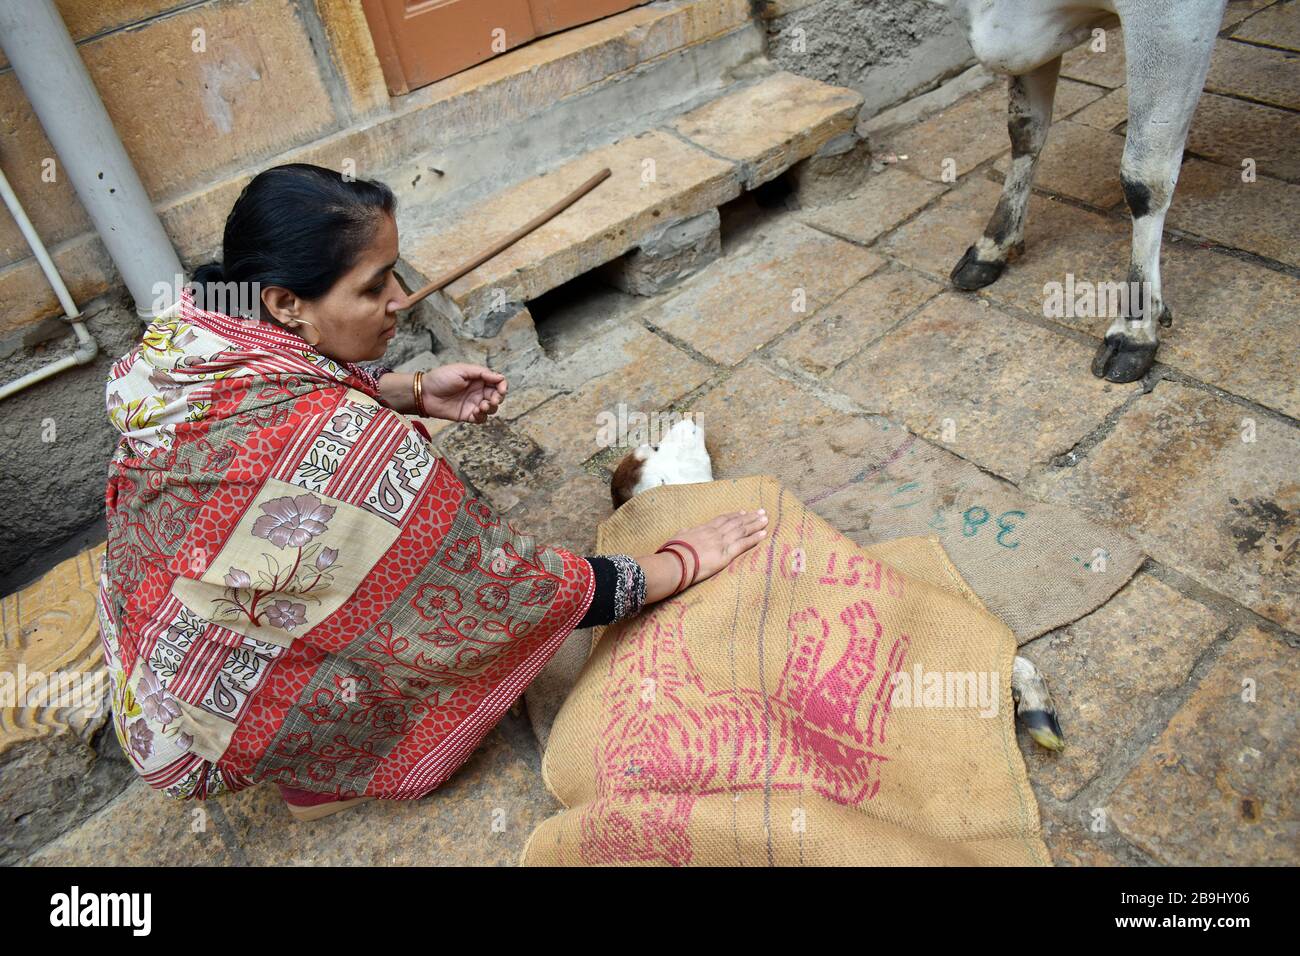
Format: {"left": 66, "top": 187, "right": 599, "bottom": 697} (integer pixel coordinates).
{"left": 397, "top": 70, "right": 864, "bottom": 343}
{"left": 1, "top": 544, "right": 136, "bottom": 865}
{"left": 668, "top": 69, "right": 865, "bottom": 189}
{"left": 379, "top": 0, "right": 761, "bottom": 234}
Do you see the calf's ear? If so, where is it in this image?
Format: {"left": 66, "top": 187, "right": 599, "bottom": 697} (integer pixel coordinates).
{"left": 610, "top": 450, "right": 644, "bottom": 509}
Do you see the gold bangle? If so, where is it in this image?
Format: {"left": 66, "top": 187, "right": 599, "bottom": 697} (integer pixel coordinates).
{"left": 412, "top": 371, "right": 424, "bottom": 417}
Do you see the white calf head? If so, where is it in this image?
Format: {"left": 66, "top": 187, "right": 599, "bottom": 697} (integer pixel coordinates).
{"left": 611, "top": 417, "right": 713, "bottom": 508}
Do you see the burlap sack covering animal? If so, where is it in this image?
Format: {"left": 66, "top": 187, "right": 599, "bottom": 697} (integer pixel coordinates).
{"left": 521, "top": 475, "right": 1051, "bottom": 866}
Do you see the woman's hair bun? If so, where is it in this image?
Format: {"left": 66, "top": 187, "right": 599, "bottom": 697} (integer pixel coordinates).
{"left": 189, "top": 261, "right": 227, "bottom": 310}
{"left": 191, "top": 261, "right": 226, "bottom": 286}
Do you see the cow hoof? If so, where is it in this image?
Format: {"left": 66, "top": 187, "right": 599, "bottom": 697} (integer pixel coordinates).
{"left": 1158, "top": 305, "right": 1173, "bottom": 328}
{"left": 1091, "top": 335, "right": 1157, "bottom": 383}
{"left": 1019, "top": 708, "right": 1065, "bottom": 752}
{"left": 950, "top": 245, "right": 1006, "bottom": 291}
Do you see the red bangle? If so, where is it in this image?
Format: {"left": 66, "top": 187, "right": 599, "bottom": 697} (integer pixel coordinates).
{"left": 657, "top": 546, "right": 688, "bottom": 596}
{"left": 659, "top": 539, "right": 700, "bottom": 586}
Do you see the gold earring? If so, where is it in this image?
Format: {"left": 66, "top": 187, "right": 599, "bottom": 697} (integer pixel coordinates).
{"left": 290, "top": 318, "right": 321, "bottom": 347}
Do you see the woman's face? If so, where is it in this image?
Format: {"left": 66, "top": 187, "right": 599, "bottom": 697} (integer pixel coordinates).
{"left": 262, "top": 212, "right": 404, "bottom": 364}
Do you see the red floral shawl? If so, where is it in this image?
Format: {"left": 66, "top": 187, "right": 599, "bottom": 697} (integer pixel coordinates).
{"left": 97, "top": 287, "right": 594, "bottom": 800}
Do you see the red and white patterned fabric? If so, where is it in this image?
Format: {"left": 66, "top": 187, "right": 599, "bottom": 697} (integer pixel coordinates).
{"left": 98, "top": 286, "right": 594, "bottom": 800}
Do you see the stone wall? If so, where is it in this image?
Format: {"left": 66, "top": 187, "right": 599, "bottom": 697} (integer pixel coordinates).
{"left": 755, "top": 0, "right": 975, "bottom": 118}
{"left": 0, "top": 292, "right": 137, "bottom": 594}
{"left": 0, "top": 0, "right": 388, "bottom": 347}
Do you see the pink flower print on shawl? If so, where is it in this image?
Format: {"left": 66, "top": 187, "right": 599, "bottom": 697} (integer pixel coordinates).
{"left": 211, "top": 493, "right": 344, "bottom": 629}
{"left": 138, "top": 662, "right": 182, "bottom": 725}
{"left": 128, "top": 719, "right": 154, "bottom": 762}
{"left": 265, "top": 599, "right": 308, "bottom": 630}
{"left": 252, "top": 493, "right": 336, "bottom": 549}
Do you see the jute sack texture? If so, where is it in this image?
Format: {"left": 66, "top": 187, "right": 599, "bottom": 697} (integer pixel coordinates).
{"left": 522, "top": 475, "right": 1051, "bottom": 866}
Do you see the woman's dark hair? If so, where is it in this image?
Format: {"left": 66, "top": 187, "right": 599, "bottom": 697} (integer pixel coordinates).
{"left": 189, "top": 163, "right": 396, "bottom": 315}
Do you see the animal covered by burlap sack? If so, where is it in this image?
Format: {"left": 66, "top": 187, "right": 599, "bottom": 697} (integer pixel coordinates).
{"left": 522, "top": 474, "right": 1051, "bottom": 866}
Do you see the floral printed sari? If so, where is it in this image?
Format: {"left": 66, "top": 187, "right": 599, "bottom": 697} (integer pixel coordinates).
{"left": 97, "top": 286, "right": 595, "bottom": 800}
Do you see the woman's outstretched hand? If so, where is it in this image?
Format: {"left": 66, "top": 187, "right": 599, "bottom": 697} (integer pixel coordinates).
{"left": 420, "top": 364, "right": 507, "bottom": 423}
{"left": 640, "top": 509, "right": 769, "bottom": 604}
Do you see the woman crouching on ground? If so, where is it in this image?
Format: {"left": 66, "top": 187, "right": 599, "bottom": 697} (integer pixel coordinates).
{"left": 98, "top": 163, "right": 766, "bottom": 819}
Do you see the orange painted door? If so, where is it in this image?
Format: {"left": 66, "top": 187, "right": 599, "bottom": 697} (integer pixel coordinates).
{"left": 361, "top": 0, "right": 651, "bottom": 95}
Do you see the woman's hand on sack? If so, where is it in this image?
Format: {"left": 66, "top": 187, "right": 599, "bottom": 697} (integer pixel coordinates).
{"left": 420, "top": 364, "right": 508, "bottom": 423}
{"left": 641, "top": 510, "right": 768, "bottom": 603}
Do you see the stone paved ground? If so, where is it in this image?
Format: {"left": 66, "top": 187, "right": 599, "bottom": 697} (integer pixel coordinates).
{"left": 14, "top": 4, "right": 1298, "bottom": 865}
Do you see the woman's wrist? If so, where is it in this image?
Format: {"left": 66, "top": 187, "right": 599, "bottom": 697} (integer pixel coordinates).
{"left": 377, "top": 372, "right": 417, "bottom": 414}
{"left": 639, "top": 551, "right": 691, "bottom": 604}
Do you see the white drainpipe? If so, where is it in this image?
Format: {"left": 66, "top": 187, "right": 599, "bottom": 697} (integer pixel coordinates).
{"left": 0, "top": 165, "right": 98, "bottom": 401}
{"left": 0, "top": 0, "right": 184, "bottom": 400}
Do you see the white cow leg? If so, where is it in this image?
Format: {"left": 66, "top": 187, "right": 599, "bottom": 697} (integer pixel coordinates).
{"left": 1091, "top": 207, "right": 1170, "bottom": 382}
{"left": 1091, "top": 0, "right": 1221, "bottom": 382}
{"left": 950, "top": 57, "right": 1060, "bottom": 291}
{"left": 1012, "top": 654, "right": 1064, "bottom": 751}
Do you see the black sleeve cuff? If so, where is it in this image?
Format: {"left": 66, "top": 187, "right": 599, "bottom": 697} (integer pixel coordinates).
{"left": 575, "top": 555, "right": 646, "bottom": 628}
{"left": 575, "top": 556, "right": 618, "bottom": 628}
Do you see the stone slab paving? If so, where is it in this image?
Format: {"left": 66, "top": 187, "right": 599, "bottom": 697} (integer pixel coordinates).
{"left": 1071, "top": 87, "right": 1128, "bottom": 132}
{"left": 879, "top": 174, "right": 1018, "bottom": 276}
{"left": 882, "top": 176, "right": 1300, "bottom": 421}
{"left": 28, "top": 779, "right": 244, "bottom": 866}
{"left": 1016, "top": 572, "right": 1231, "bottom": 804}
{"left": 1233, "top": 0, "right": 1300, "bottom": 50}
{"left": 682, "top": 361, "right": 1144, "bottom": 641}
{"left": 1153, "top": 242, "right": 1300, "bottom": 421}
{"left": 828, "top": 292, "right": 1140, "bottom": 484}
{"left": 1224, "top": 0, "right": 1280, "bottom": 32}
{"left": 1185, "top": 92, "right": 1300, "bottom": 183}
{"left": 1061, "top": 28, "right": 1126, "bottom": 89}
{"left": 1025, "top": 379, "right": 1300, "bottom": 632}
{"left": 513, "top": 318, "right": 714, "bottom": 470}
{"left": 1037, "top": 808, "right": 1130, "bottom": 867}
{"left": 1206, "top": 38, "right": 1300, "bottom": 111}
{"left": 1107, "top": 625, "right": 1297, "bottom": 866}
{"left": 532, "top": 304, "right": 694, "bottom": 393}
{"left": 795, "top": 166, "right": 947, "bottom": 245}
{"left": 643, "top": 217, "right": 885, "bottom": 365}
{"left": 769, "top": 266, "right": 945, "bottom": 377}
{"left": 428, "top": 418, "right": 556, "bottom": 514}
{"left": 1167, "top": 156, "right": 1300, "bottom": 267}
{"left": 882, "top": 81, "right": 1103, "bottom": 185}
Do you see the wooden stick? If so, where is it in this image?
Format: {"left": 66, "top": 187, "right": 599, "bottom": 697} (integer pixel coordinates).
{"left": 396, "top": 167, "right": 612, "bottom": 310}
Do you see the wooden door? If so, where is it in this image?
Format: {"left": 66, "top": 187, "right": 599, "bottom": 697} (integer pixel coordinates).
{"left": 361, "top": 0, "right": 651, "bottom": 95}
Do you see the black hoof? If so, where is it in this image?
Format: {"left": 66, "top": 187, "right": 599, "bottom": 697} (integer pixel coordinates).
{"left": 1091, "top": 335, "right": 1157, "bottom": 383}
{"left": 1158, "top": 306, "right": 1173, "bottom": 329}
{"left": 1019, "top": 708, "right": 1065, "bottom": 751}
{"left": 949, "top": 245, "right": 1006, "bottom": 291}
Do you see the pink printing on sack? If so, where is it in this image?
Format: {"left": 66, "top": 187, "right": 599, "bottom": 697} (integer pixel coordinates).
{"left": 579, "top": 596, "right": 910, "bottom": 865}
